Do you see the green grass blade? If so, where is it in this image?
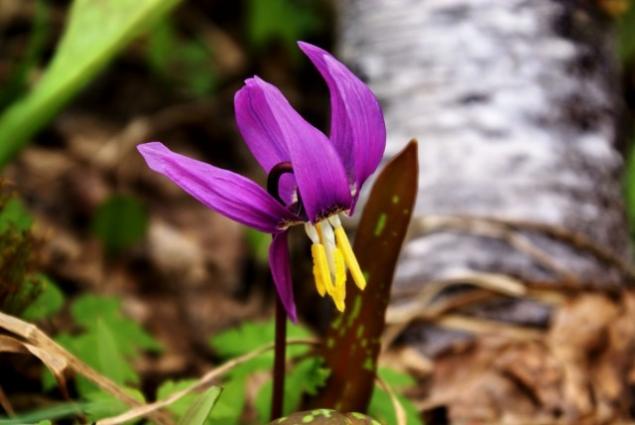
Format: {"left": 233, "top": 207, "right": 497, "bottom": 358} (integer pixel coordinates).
{"left": 0, "top": 0, "right": 182, "bottom": 167}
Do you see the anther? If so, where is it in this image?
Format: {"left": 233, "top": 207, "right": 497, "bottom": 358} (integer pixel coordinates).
{"left": 329, "top": 214, "right": 366, "bottom": 291}
{"left": 312, "top": 243, "right": 335, "bottom": 296}
{"left": 311, "top": 245, "right": 327, "bottom": 297}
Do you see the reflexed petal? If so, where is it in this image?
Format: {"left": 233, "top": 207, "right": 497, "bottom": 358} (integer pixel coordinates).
{"left": 235, "top": 79, "right": 290, "bottom": 170}
{"left": 137, "top": 142, "right": 297, "bottom": 233}
{"left": 298, "top": 41, "right": 386, "bottom": 193}
{"left": 269, "top": 231, "right": 297, "bottom": 322}
{"left": 235, "top": 82, "right": 296, "bottom": 203}
{"left": 235, "top": 77, "right": 352, "bottom": 221}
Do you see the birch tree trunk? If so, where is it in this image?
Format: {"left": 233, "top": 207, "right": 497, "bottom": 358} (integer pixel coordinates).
{"left": 339, "top": 1, "right": 635, "bottom": 423}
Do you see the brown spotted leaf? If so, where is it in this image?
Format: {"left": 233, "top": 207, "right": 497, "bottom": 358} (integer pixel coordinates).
{"left": 269, "top": 409, "right": 379, "bottom": 424}
{"left": 312, "top": 140, "right": 419, "bottom": 411}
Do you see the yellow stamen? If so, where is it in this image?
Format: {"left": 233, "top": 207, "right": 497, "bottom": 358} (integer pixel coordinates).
{"left": 333, "top": 225, "right": 366, "bottom": 291}
{"left": 332, "top": 248, "right": 346, "bottom": 311}
{"left": 311, "top": 243, "right": 335, "bottom": 296}
{"left": 334, "top": 295, "right": 345, "bottom": 312}
{"left": 311, "top": 263, "right": 326, "bottom": 297}
{"left": 334, "top": 247, "right": 346, "bottom": 289}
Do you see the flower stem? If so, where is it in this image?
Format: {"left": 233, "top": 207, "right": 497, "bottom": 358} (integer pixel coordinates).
{"left": 267, "top": 161, "right": 293, "bottom": 421}
{"left": 271, "top": 294, "right": 286, "bottom": 420}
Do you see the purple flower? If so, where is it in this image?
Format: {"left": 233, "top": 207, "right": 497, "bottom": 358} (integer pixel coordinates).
{"left": 137, "top": 42, "right": 385, "bottom": 322}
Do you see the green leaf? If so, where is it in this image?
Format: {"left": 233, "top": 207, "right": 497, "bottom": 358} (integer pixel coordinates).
{"left": 145, "top": 18, "right": 216, "bottom": 97}
{"left": 255, "top": 357, "right": 330, "bottom": 422}
{"left": 21, "top": 275, "right": 64, "bottom": 321}
{"left": 618, "top": 5, "right": 635, "bottom": 60}
{"left": 209, "top": 319, "right": 312, "bottom": 379}
{"left": 157, "top": 379, "right": 201, "bottom": 419}
{"left": 178, "top": 386, "right": 223, "bottom": 425}
{"left": 207, "top": 378, "right": 246, "bottom": 424}
{"left": 246, "top": 0, "right": 320, "bottom": 52}
{"left": 44, "top": 295, "right": 161, "bottom": 395}
{"left": 158, "top": 379, "right": 244, "bottom": 425}
{"left": 0, "top": 198, "right": 33, "bottom": 233}
{"left": 55, "top": 330, "right": 138, "bottom": 396}
{"left": 210, "top": 319, "right": 311, "bottom": 359}
{"left": 245, "top": 228, "right": 270, "bottom": 265}
{"left": 203, "top": 320, "right": 315, "bottom": 422}
{"left": 0, "top": 192, "right": 38, "bottom": 316}
{"left": 96, "top": 318, "right": 137, "bottom": 385}
{"left": 0, "top": 0, "right": 50, "bottom": 109}
{"left": 0, "top": 399, "right": 133, "bottom": 424}
{"left": 368, "top": 387, "right": 423, "bottom": 425}
{"left": 91, "top": 194, "right": 149, "bottom": 255}
{"left": 367, "top": 368, "right": 422, "bottom": 425}
{"left": 0, "top": 0, "right": 182, "bottom": 167}
{"left": 145, "top": 18, "right": 179, "bottom": 74}
{"left": 377, "top": 368, "right": 416, "bottom": 392}
{"left": 71, "top": 294, "right": 161, "bottom": 353}
{"left": 83, "top": 388, "right": 145, "bottom": 422}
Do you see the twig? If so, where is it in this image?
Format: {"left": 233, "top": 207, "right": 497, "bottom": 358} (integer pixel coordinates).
{"left": 0, "top": 385, "right": 14, "bottom": 416}
{"left": 437, "top": 314, "right": 543, "bottom": 340}
{"left": 388, "top": 271, "right": 526, "bottom": 323}
{"left": 375, "top": 375, "right": 407, "bottom": 425}
{"left": 413, "top": 215, "right": 579, "bottom": 284}
{"left": 414, "top": 214, "right": 635, "bottom": 283}
{"left": 96, "top": 338, "right": 317, "bottom": 425}
{"left": 0, "top": 311, "right": 174, "bottom": 425}
{"left": 271, "top": 295, "right": 287, "bottom": 421}
{"left": 383, "top": 272, "right": 528, "bottom": 350}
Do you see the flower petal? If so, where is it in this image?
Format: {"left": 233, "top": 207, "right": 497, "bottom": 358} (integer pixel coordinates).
{"left": 235, "top": 77, "right": 352, "bottom": 221}
{"left": 235, "top": 79, "right": 290, "bottom": 171}
{"left": 269, "top": 231, "right": 297, "bottom": 322}
{"left": 298, "top": 41, "right": 386, "bottom": 193}
{"left": 137, "top": 142, "right": 297, "bottom": 233}
{"left": 235, "top": 82, "right": 296, "bottom": 204}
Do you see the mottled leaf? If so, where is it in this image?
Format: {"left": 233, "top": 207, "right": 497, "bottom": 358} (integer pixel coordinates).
{"left": 312, "top": 140, "right": 418, "bottom": 411}
{"left": 268, "top": 409, "right": 379, "bottom": 425}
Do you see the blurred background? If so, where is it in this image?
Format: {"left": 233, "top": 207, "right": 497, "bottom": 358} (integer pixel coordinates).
{"left": 1, "top": 0, "right": 336, "bottom": 344}
{"left": 2, "top": 0, "right": 635, "bottom": 423}
{"left": 0, "top": 0, "right": 341, "bottom": 421}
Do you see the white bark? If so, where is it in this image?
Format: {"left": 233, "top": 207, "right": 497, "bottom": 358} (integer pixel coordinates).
{"left": 339, "top": 0, "right": 629, "bottom": 319}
